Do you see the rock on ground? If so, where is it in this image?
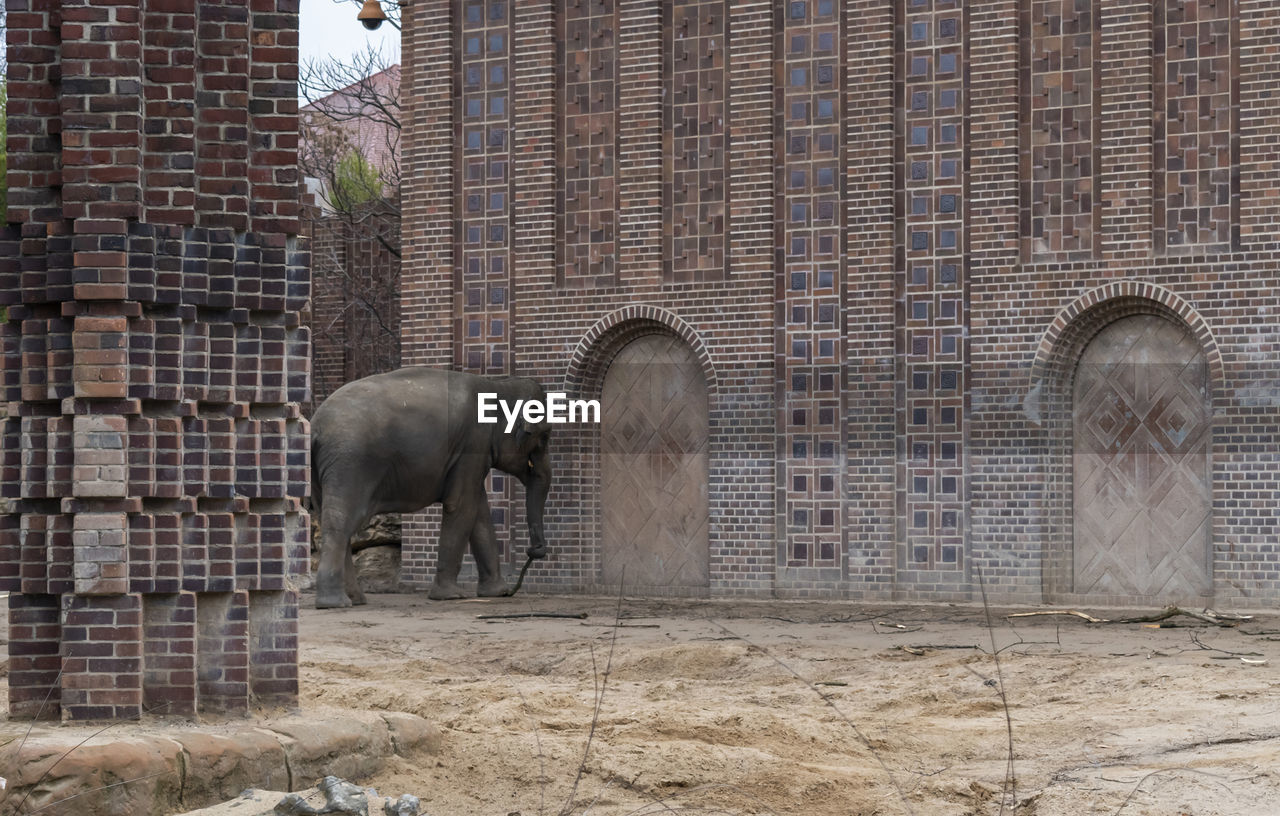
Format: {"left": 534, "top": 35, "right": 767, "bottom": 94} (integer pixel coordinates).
{"left": 175, "top": 778, "right": 421, "bottom": 816}
{"left": 311, "top": 514, "right": 401, "bottom": 552}
{"left": 298, "top": 544, "right": 401, "bottom": 595}
{"left": 350, "top": 515, "right": 401, "bottom": 550}
{"left": 302, "top": 515, "right": 402, "bottom": 594}
{"left": 353, "top": 545, "right": 401, "bottom": 593}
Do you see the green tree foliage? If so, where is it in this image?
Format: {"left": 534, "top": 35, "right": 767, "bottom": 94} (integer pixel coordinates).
{"left": 331, "top": 149, "right": 382, "bottom": 213}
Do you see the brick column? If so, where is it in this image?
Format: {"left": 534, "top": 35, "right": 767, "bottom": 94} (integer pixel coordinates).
{"left": 142, "top": 592, "right": 198, "bottom": 717}
{"left": 726, "top": 0, "right": 774, "bottom": 280}
{"left": 776, "top": 0, "right": 846, "bottom": 594}
{"left": 455, "top": 0, "right": 515, "bottom": 567}
{"left": 1098, "top": 1, "right": 1153, "bottom": 258}
{"left": 844, "top": 0, "right": 896, "bottom": 598}
{"left": 966, "top": 0, "right": 1037, "bottom": 602}
{"left": 616, "top": 0, "right": 662, "bottom": 283}
{"left": 195, "top": 591, "right": 250, "bottom": 716}
{"left": 892, "top": 0, "right": 971, "bottom": 600}
{"left": 61, "top": 594, "right": 144, "bottom": 722}
{"left": 5, "top": 595, "right": 63, "bottom": 721}
{"left": 399, "top": 0, "right": 455, "bottom": 590}
{"left": 3, "top": 0, "right": 306, "bottom": 722}
{"left": 248, "top": 589, "right": 299, "bottom": 707}
{"left": 1239, "top": 0, "right": 1280, "bottom": 247}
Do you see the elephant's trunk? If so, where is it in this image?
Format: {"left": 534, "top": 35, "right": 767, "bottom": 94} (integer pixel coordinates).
{"left": 524, "top": 456, "right": 550, "bottom": 559}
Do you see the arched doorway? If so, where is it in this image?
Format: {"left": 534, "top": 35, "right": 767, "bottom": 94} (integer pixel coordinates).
{"left": 1072, "top": 314, "right": 1212, "bottom": 598}
{"left": 600, "top": 333, "right": 710, "bottom": 593}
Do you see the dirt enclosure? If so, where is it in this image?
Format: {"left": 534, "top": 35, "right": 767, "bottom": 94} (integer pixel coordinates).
{"left": 3, "top": 593, "right": 1279, "bottom": 816}
{"left": 294, "top": 593, "right": 1279, "bottom": 816}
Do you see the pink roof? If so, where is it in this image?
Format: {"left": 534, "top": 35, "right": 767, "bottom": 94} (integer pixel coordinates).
{"left": 300, "top": 65, "right": 400, "bottom": 180}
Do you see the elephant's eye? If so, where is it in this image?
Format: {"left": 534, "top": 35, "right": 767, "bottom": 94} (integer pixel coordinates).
{"left": 527, "top": 458, "right": 534, "bottom": 469}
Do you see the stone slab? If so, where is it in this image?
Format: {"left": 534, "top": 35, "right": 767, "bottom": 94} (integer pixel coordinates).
{"left": 0, "top": 710, "right": 440, "bottom": 816}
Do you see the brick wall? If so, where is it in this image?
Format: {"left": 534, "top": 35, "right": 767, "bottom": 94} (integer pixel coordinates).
{"left": 401, "top": 0, "right": 1280, "bottom": 606}
{"left": 3, "top": 0, "right": 308, "bottom": 721}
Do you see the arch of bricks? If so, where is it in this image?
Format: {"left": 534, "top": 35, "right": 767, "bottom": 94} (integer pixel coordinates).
{"left": 563, "top": 305, "right": 719, "bottom": 399}
{"left": 1028, "top": 280, "right": 1226, "bottom": 402}
{"left": 2, "top": 0, "right": 309, "bottom": 721}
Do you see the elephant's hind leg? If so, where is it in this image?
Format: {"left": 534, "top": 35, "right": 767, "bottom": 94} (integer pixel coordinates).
{"left": 344, "top": 545, "right": 367, "bottom": 605}
{"left": 316, "top": 501, "right": 365, "bottom": 609}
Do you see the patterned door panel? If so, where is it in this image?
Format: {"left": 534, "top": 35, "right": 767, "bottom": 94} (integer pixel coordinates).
{"left": 1073, "top": 315, "right": 1212, "bottom": 598}
{"left": 601, "top": 334, "right": 710, "bottom": 591}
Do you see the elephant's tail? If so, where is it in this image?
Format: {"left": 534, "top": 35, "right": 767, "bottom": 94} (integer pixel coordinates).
{"left": 309, "top": 435, "right": 323, "bottom": 516}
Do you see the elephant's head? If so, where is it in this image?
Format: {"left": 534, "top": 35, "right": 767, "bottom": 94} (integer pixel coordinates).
{"left": 490, "top": 377, "right": 553, "bottom": 560}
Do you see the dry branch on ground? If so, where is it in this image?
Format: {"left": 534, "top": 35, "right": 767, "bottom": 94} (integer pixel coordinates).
{"left": 1006, "top": 606, "right": 1252, "bottom": 628}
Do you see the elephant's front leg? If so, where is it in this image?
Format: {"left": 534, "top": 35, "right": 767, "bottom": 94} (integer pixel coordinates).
{"left": 470, "top": 492, "right": 509, "bottom": 597}
{"left": 428, "top": 491, "right": 479, "bottom": 601}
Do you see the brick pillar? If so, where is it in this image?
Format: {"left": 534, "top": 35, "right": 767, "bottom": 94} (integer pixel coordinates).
{"left": 196, "top": 591, "right": 250, "bottom": 716}
{"left": 894, "top": 0, "right": 971, "bottom": 598}
{"left": 844, "top": 0, "right": 897, "bottom": 597}
{"left": 61, "top": 594, "right": 144, "bottom": 722}
{"left": 3, "top": 0, "right": 306, "bottom": 722}
{"left": 142, "top": 592, "right": 198, "bottom": 717}
{"left": 399, "top": 0, "right": 455, "bottom": 590}
{"left": 776, "top": 0, "right": 847, "bottom": 593}
{"left": 248, "top": 589, "right": 299, "bottom": 707}
{"left": 5, "top": 594, "right": 63, "bottom": 721}
{"left": 1240, "top": 0, "right": 1280, "bottom": 247}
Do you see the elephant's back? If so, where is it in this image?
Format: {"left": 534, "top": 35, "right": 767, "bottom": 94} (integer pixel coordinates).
{"left": 311, "top": 368, "right": 465, "bottom": 512}
{"left": 317, "top": 367, "right": 462, "bottom": 418}
{"left": 312, "top": 366, "right": 474, "bottom": 454}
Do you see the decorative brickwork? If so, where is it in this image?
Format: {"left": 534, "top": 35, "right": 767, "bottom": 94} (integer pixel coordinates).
{"left": 1154, "top": 0, "right": 1238, "bottom": 253}
{"left": 400, "top": 0, "right": 1280, "bottom": 606}
{"left": 456, "top": 0, "right": 513, "bottom": 378}
{"left": 3, "top": 0, "right": 306, "bottom": 721}
{"left": 559, "top": 0, "right": 618, "bottom": 288}
{"left": 896, "top": 0, "right": 968, "bottom": 585}
{"left": 663, "top": 0, "right": 728, "bottom": 282}
{"left": 777, "top": 0, "right": 844, "bottom": 576}
{"left": 455, "top": 0, "right": 516, "bottom": 560}
{"left": 1025, "top": 0, "right": 1100, "bottom": 259}
{"left": 843, "top": 0, "right": 897, "bottom": 597}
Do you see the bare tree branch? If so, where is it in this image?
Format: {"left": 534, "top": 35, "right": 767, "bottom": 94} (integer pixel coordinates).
{"left": 299, "top": 43, "right": 401, "bottom": 227}
{"left": 299, "top": 38, "right": 403, "bottom": 403}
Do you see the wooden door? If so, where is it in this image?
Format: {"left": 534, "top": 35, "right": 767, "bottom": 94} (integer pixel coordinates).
{"left": 601, "top": 334, "right": 710, "bottom": 591}
{"left": 1073, "top": 314, "right": 1212, "bottom": 598}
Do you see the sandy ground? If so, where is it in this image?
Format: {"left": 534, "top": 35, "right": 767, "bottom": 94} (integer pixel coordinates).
{"left": 295, "top": 593, "right": 1280, "bottom": 816}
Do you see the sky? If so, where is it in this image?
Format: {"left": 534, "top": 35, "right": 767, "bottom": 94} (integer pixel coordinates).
{"left": 299, "top": 0, "right": 402, "bottom": 87}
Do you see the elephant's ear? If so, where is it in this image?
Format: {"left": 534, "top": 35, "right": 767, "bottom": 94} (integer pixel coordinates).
{"left": 514, "top": 418, "right": 535, "bottom": 453}
{"left": 515, "top": 418, "right": 549, "bottom": 455}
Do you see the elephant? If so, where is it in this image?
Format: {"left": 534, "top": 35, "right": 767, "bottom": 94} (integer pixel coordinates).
{"left": 309, "top": 366, "right": 552, "bottom": 608}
